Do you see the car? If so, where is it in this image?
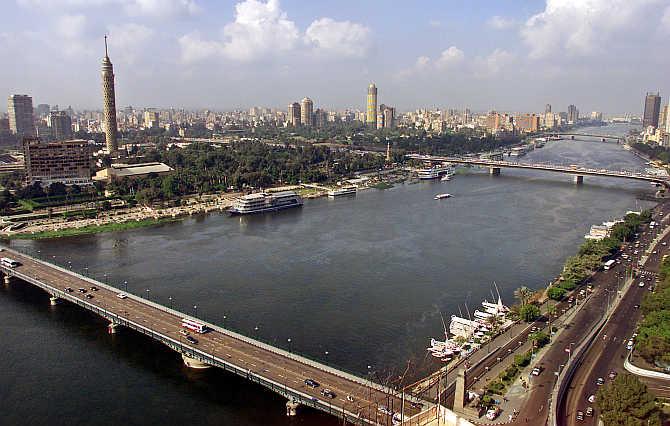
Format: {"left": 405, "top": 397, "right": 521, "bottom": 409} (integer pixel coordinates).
{"left": 304, "top": 379, "right": 319, "bottom": 388}
{"left": 78, "top": 288, "right": 87, "bottom": 293}
{"left": 639, "top": 282, "right": 645, "bottom": 287}
{"left": 587, "top": 394, "right": 595, "bottom": 403}
{"left": 608, "top": 370, "right": 617, "bottom": 379}
{"left": 85, "top": 293, "right": 94, "bottom": 299}
{"left": 626, "top": 340, "right": 634, "bottom": 350}
{"left": 65, "top": 287, "right": 73, "bottom": 292}
{"left": 346, "top": 395, "right": 354, "bottom": 403}
{"left": 633, "top": 304, "right": 640, "bottom": 309}
{"left": 486, "top": 407, "right": 500, "bottom": 420}
{"left": 320, "top": 389, "right": 336, "bottom": 399}
{"left": 576, "top": 410, "right": 584, "bottom": 421}
{"left": 117, "top": 293, "right": 128, "bottom": 299}
{"left": 586, "top": 407, "right": 594, "bottom": 417}
{"left": 596, "top": 377, "right": 605, "bottom": 386}
{"left": 532, "top": 367, "right": 541, "bottom": 376}
{"left": 663, "top": 242, "right": 667, "bottom": 246}
{"left": 90, "top": 286, "right": 98, "bottom": 291}
{"left": 185, "top": 335, "right": 198, "bottom": 344}
{"left": 377, "top": 405, "right": 393, "bottom": 416}
{"left": 179, "top": 329, "right": 189, "bottom": 336}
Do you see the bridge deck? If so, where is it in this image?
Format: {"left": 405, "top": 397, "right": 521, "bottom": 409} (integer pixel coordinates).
{"left": 1, "top": 249, "right": 431, "bottom": 425}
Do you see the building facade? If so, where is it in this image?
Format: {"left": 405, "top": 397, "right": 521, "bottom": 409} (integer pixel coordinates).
{"left": 643, "top": 92, "right": 662, "bottom": 129}
{"left": 567, "top": 104, "right": 579, "bottom": 123}
{"left": 287, "top": 102, "right": 301, "bottom": 126}
{"left": 366, "top": 83, "right": 378, "bottom": 128}
{"left": 8, "top": 94, "right": 35, "bottom": 137}
{"left": 23, "top": 138, "right": 92, "bottom": 186}
{"left": 48, "top": 111, "right": 73, "bottom": 140}
{"left": 300, "top": 97, "right": 314, "bottom": 127}
{"left": 101, "top": 36, "right": 119, "bottom": 154}
{"left": 143, "top": 110, "right": 160, "bottom": 129}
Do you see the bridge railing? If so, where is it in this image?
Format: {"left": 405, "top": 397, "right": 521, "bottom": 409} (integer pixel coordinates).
{"left": 4, "top": 246, "right": 427, "bottom": 408}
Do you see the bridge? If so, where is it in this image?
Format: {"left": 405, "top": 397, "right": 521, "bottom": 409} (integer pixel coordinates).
{"left": 408, "top": 154, "right": 670, "bottom": 188}
{"left": 545, "top": 133, "right": 623, "bottom": 143}
{"left": 0, "top": 248, "right": 473, "bottom": 425}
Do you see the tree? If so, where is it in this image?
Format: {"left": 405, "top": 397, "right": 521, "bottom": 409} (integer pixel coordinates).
{"left": 547, "top": 286, "right": 567, "bottom": 300}
{"left": 47, "top": 182, "right": 67, "bottom": 197}
{"left": 519, "top": 304, "right": 540, "bottom": 322}
{"left": 514, "top": 286, "right": 533, "bottom": 306}
{"left": 596, "top": 374, "right": 661, "bottom": 426}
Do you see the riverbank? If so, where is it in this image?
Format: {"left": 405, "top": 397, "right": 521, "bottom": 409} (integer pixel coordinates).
{"left": 6, "top": 217, "right": 180, "bottom": 240}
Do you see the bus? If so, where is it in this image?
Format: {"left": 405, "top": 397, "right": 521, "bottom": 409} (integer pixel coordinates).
{"left": 181, "top": 318, "right": 208, "bottom": 334}
{"left": 0, "top": 257, "right": 20, "bottom": 268}
{"left": 603, "top": 259, "right": 616, "bottom": 270}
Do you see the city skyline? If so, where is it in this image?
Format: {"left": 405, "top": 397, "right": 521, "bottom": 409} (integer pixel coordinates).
{"left": 1, "top": 0, "right": 669, "bottom": 113}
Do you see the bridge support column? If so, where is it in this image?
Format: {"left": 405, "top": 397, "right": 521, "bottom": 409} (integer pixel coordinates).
{"left": 4, "top": 275, "right": 10, "bottom": 285}
{"left": 181, "top": 354, "right": 211, "bottom": 369}
{"left": 489, "top": 167, "right": 501, "bottom": 176}
{"left": 453, "top": 368, "right": 466, "bottom": 413}
{"left": 286, "top": 399, "right": 299, "bottom": 416}
{"left": 574, "top": 175, "right": 584, "bottom": 185}
{"left": 49, "top": 296, "right": 60, "bottom": 306}
{"left": 107, "top": 322, "right": 119, "bottom": 334}
{"left": 571, "top": 135, "right": 575, "bottom": 140}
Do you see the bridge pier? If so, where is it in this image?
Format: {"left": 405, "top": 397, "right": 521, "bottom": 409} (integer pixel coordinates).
{"left": 49, "top": 296, "right": 60, "bottom": 306}
{"left": 181, "top": 354, "right": 212, "bottom": 369}
{"left": 107, "top": 322, "right": 119, "bottom": 334}
{"left": 489, "top": 167, "right": 501, "bottom": 176}
{"left": 574, "top": 175, "right": 584, "bottom": 185}
{"left": 4, "top": 274, "right": 10, "bottom": 285}
{"left": 571, "top": 135, "right": 575, "bottom": 140}
{"left": 286, "top": 399, "right": 299, "bottom": 416}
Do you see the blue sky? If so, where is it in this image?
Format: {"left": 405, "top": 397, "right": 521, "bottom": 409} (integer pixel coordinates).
{"left": 2, "top": 0, "right": 669, "bottom": 114}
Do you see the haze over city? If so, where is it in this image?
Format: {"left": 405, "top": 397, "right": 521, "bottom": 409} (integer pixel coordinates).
{"left": 2, "top": 0, "right": 669, "bottom": 112}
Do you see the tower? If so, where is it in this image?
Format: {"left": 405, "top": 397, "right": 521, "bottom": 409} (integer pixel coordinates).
{"left": 385, "top": 141, "right": 391, "bottom": 163}
{"left": 288, "top": 102, "right": 301, "bottom": 126}
{"left": 7, "top": 95, "right": 35, "bottom": 138}
{"left": 300, "top": 97, "right": 313, "bottom": 127}
{"left": 366, "top": 83, "right": 377, "bottom": 128}
{"left": 101, "top": 36, "right": 118, "bottom": 154}
{"left": 643, "top": 92, "right": 661, "bottom": 129}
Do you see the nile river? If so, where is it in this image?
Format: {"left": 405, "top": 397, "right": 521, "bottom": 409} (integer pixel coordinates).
{"left": 0, "top": 124, "right": 654, "bottom": 425}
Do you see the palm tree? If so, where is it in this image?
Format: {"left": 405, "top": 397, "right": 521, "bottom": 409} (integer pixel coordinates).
{"left": 514, "top": 286, "right": 533, "bottom": 306}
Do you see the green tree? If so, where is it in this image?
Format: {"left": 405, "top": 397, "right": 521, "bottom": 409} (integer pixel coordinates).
{"left": 519, "top": 304, "right": 540, "bottom": 322}
{"left": 547, "top": 286, "right": 567, "bottom": 300}
{"left": 596, "top": 374, "right": 661, "bottom": 426}
{"left": 514, "top": 286, "right": 533, "bottom": 306}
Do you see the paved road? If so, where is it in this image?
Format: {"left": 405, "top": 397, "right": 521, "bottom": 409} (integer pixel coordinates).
{"left": 560, "top": 205, "right": 670, "bottom": 426}
{"left": 1, "top": 250, "right": 426, "bottom": 425}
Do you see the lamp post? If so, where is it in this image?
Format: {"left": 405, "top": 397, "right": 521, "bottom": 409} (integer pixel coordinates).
{"left": 193, "top": 305, "right": 198, "bottom": 318}
{"left": 287, "top": 338, "right": 292, "bottom": 354}
{"left": 123, "top": 280, "right": 127, "bottom": 292}
{"left": 169, "top": 296, "right": 173, "bottom": 310}
{"left": 146, "top": 288, "right": 150, "bottom": 301}
{"left": 223, "top": 315, "right": 227, "bottom": 329}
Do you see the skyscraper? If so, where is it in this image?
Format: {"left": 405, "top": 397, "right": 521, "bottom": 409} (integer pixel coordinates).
{"left": 366, "top": 83, "right": 378, "bottom": 128}
{"left": 48, "top": 111, "right": 73, "bottom": 140}
{"left": 101, "top": 36, "right": 118, "bottom": 154}
{"left": 300, "top": 97, "right": 314, "bottom": 127}
{"left": 660, "top": 104, "right": 670, "bottom": 133}
{"left": 7, "top": 94, "right": 35, "bottom": 137}
{"left": 545, "top": 104, "right": 552, "bottom": 114}
{"left": 567, "top": 104, "right": 579, "bottom": 123}
{"left": 643, "top": 92, "right": 661, "bottom": 129}
{"left": 288, "top": 102, "right": 301, "bottom": 126}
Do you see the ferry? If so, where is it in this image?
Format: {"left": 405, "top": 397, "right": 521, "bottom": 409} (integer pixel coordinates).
{"left": 327, "top": 186, "right": 357, "bottom": 197}
{"left": 434, "top": 193, "right": 452, "bottom": 200}
{"left": 229, "top": 191, "right": 303, "bottom": 215}
{"left": 417, "top": 164, "right": 455, "bottom": 180}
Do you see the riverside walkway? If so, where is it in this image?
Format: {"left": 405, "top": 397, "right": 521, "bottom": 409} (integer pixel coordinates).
{"left": 0, "top": 248, "right": 447, "bottom": 425}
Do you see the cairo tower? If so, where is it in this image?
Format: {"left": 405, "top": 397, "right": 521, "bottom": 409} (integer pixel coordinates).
{"left": 101, "top": 36, "right": 118, "bottom": 154}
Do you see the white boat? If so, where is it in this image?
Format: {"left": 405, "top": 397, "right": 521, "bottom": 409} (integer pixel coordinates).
{"left": 229, "top": 191, "right": 303, "bottom": 215}
{"left": 434, "top": 193, "right": 452, "bottom": 200}
{"left": 474, "top": 309, "right": 493, "bottom": 320}
{"left": 417, "top": 164, "right": 455, "bottom": 180}
{"left": 440, "top": 174, "right": 451, "bottom": 181}
{"left": 327, "top": 186, "right": 357, "bottom": 197}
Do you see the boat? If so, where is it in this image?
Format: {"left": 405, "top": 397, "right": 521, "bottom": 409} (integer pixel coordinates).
{"left": 328, "top": 186, "right": 357, "bottom": 197}
{"left": 440, "top": 174, "right": 451, "bottom": 181}
{"left": 229, "top": 191, "right": 303, "bottom": 215}
{"left": 434, "top": 193, "right": 452, "bottom": 200}
{"left": 417, "top": 164, "right": 455, "bottom": 180}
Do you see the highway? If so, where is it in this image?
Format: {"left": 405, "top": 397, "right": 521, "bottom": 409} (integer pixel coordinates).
{"left": 0, "top": 249, "right": 431, "bottom": 425}
{"left": 559, "top": 205, "right": 670, "bottom": 426}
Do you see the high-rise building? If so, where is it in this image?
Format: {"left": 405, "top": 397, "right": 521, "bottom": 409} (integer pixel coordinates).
{"left": 660, "top": 104, "right": 670, "bottom": 133}
{"left": 8, "top": 94, "right": 35, "bottom": 137}
{"left": 366, "top": 83, "right": 378, "bottom": 128}
{"left": 590, "top": 111, "right": 603, "bottom": 122}
{"left": 101, "top": 36, "right": 119, "bottom": 154}
{"left": 23, "top": 138, "right": 92, "bottom": 186}
{"left": 315, "top": 109, "right": 328, "bottom": 128}
{"left": 287, "top": 102, "right": 301, "bottom": 126}
{"left": 515, "top": 114, "right": 540, "bottom": 132}
{"left": 300, "top": 97, "right": 314, "bottom": 127}
{"left": 48, "top": 111, "right": 73, "bottom": 140}
{"left": 643, "top": 92, "right": 661, "bottom": 129}
{"left": 144, "top": 110, "right": 160, "bottom": 128}
{"left": 380, "top": 104, "right": 396, "bottom": 128}
{"left": 545, "top": 104, "right": 552, "bottom": 114}
{"left": 35, "top": 104, "right": 51, "bottom": 118}
{"left": 567, "top": 105, "right": 579, "bottom": 123}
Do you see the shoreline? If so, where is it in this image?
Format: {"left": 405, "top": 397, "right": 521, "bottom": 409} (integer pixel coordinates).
{"left": 6, "top": 217, "right": 181, "bottom": 240}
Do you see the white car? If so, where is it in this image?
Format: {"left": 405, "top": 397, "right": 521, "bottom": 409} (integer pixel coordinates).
{"left": 117, "top": 293, "right": 128, "bottom": 299}
{"left": 532, "top": 367, "right": 541, "bottom": 376}
{"left": 639, "top": 282, "right": 645, "bottom": 287}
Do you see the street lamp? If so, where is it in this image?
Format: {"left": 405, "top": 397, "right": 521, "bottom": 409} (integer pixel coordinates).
{"left": 146, "top": 288, "right": 150, "bottom": 301}
{"left": 193, "top": 305, "right": 198, "bottom": 318}
{"left": 223, "top": 315, "right": 227, "bottom": 329}
{"left": 287, "top": 338, "right": 292, "bottom": 354}
{"left": 123, "top": 280, "right": 127, "bottom": 292}
{"left": 168, "top": 296, "right": 173, "bottom": 310}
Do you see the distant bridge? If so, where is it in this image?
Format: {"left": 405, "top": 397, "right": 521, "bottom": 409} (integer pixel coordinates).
{"left": 0, "top": 248, "right": 477, "bottom": 425}
{"left": 545, "top": 133, "right": 623, "bottom": 143}
{"left": 408, "top": 154, "right": 669, "bottom": 188}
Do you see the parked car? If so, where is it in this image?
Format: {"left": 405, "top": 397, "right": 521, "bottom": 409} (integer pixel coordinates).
{"left": 65, "top": 287, "right": 73, "bottom": 292}
{"left": 185, "top": 335, "right": 198, "bottom": 344}
{"left": 532, "top": 367, "right": 541, "bottom": 376}
{"left": 586, "top": 407, "right": 594, "bottom": 417}
{"left": 608, "top": 370, "right": 617, "bottom": 380}
{"left": 320, "top": 389, "right": 336, "bottom": 399}
{"left": 596, "top": 377, "right": 605, "bottom": 386}
{"left": 576, "top": 410, "right": 584, "bottom": 421}
{"left": 85, "top": 294, "right": 94, "bottom": 299}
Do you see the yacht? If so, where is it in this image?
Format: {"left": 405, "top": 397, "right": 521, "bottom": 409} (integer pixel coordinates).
{"left": 327, "top": 186, "right": 357, "bottom": 197}
{"left": 229, "top": 191, "right": 303, "bottom": 215}
{"left": 434, "top": 193, "right": 452, "bottom": 200}
{"left": 417, "top": 164, "right": 455, "bottom": 180}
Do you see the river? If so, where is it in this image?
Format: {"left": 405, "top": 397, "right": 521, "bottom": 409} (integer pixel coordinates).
{"left": 0, "top": 124, "right": 652, "bottom": 425}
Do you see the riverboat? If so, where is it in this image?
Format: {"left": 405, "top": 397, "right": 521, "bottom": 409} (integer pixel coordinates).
{"left": 229, "top": 191, "right": 303, "bottom": 215}
{"left": 434, "top": 193, "right": 452, "bottom": 200}
{"left": 327, "top": 186, "right": 357, "bottom": 197}
{"left": 417, "top": 164, "right": 455, "bottom": 180}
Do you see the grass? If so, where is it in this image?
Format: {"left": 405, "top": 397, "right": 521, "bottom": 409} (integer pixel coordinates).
{"left": 7, "top": 217, "right": 180, "bottom": 240}
{"left": 372, "top": 182, "right": 393, "bottom": 190}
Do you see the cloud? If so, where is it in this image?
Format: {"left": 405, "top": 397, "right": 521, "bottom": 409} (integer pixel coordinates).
{"left": 305, "top": 18, "right": 371, "bottom": 58}
{"left": 435, "top": 46, "right": 464, "bottom": 69}
{"left": 521, "top": 0, "right": 661, "bottom": 59}
{"left": 487, "top": 15, "right": 516, "bottom": 30}
{"left": 107, "top": 23, "right": 154, "bottom": 64}
{"left": 178, "top": 32, "right": 224, "bottom": 64}
{"left": 662, "top": 6, "right": 670, "bottom": 32}
{"left": 474, "top": 48, "right": 514, "bottom": 78}
{"left": 17, "top": 0, "right": 200, "bottom": 18}
{"left": 55, "top": 13, "right": 87, "bottom": 40}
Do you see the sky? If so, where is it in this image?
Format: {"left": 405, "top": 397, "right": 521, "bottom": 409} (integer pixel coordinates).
{"left": 1, "top": 0, "right": 669, "bottom": 114}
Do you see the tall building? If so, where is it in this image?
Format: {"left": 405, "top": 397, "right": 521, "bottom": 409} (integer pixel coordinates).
{"left": 7, "top": 94, "right": 35, "bottom": 137}
{"left": 144, "top": 110, "right": 160, "bottom": 128}
{"left": 287, "top": 102, "right": 301, "bottom": 126}
{"left": 379, "top": 104, "right": 395, "bottom": 128}
{"left": 643, "top": 92, "right": 661, "bottom": 129}
{"left": 366, "top": 83, "right": 378, "bottom": 128}
{"left": 567, "top": 104, "right": 579, "bottom": 123}
{"left": 35, "top": 104, "right": 51, "bottom": 118}
{"left": 48, "top": 111, "right": 73, "bottom": 140}
{"left": 23, "top": 138, "right": 92, "bottom": 186}
{"left": 314, "top": 108, "right": 327, "bottom": 128}
{"left": 545, "top": 104, "right": 552, "bottom": 114}
{"left": 300, "top": 97, "right": 314, "bottom": 127}
{"left": 101, "top": 36, "right": 119, "bottom": 154}
{"left": 515, "top": 114, "right": 540, "bottom": 132}
{"left": 660, "top": 104, "right": 670, "bottom": 133}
